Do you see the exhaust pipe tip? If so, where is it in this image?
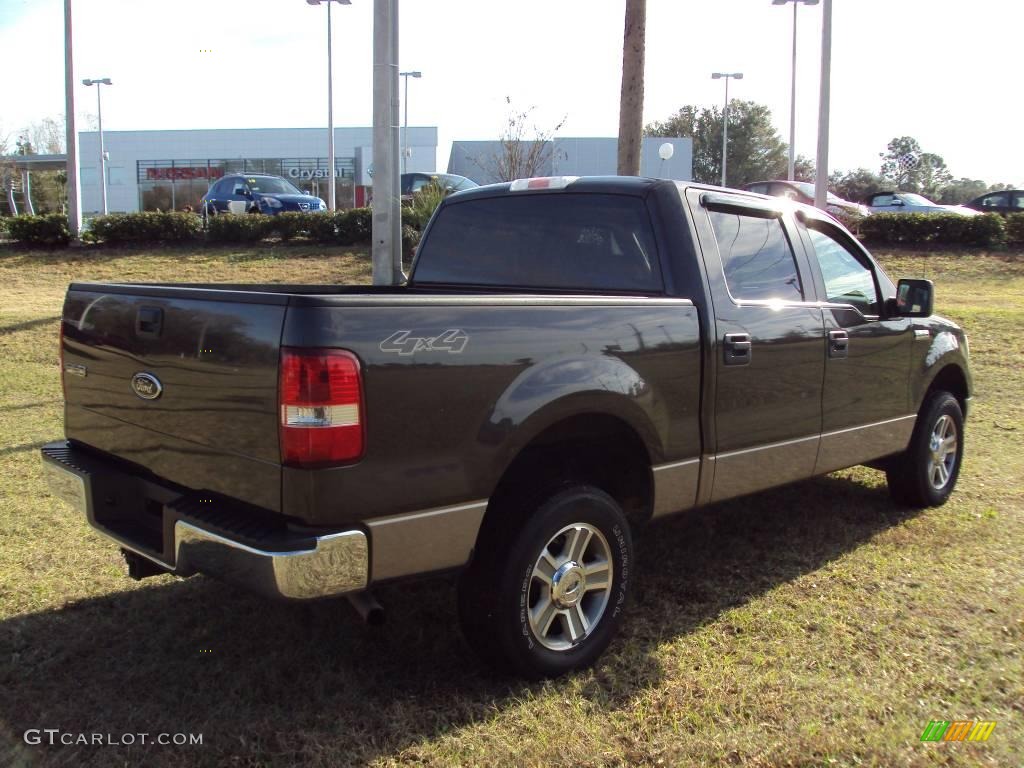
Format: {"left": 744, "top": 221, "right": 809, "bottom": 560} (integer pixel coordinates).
{"left": 347, "top": 591, "right": 385, "bottom": 626}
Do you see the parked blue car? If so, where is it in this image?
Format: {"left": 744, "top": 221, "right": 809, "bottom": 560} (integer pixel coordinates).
{"left": 202, "top": 174, "right": 327, "bottom": 216}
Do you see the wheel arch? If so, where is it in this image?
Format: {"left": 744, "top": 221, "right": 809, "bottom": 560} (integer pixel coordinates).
{"left": 472, "top": 409, "right": 656, "bottom": 563}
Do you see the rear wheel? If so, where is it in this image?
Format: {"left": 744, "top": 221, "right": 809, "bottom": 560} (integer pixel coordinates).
{"left": 458, "top": 485, "right": 633, "bottom": 678}
{"left": 886, "top": 391, "right": 964, "bottom": 507}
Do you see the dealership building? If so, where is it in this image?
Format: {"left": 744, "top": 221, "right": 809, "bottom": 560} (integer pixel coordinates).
{"left": 448, "top": 137, "right": 693, "bottom": 185}
{"left": 74, "top": 126, "right": 438, "bottom": 213}
{"left": 7, "top": 127, "right": 693, "bottom": 215}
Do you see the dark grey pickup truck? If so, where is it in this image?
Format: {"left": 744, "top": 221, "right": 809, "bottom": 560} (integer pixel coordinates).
{"left": 41, "top": 176, "right": 971, "bottom": 677}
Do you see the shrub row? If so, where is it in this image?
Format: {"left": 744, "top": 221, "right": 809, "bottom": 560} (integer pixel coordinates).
{"left": 859, "top": 212, "right": 1007, "bottom": 248}
{"left": 88, "top": 212, "right": 203, "bottom": 244}
{"left": 1006, "top": 213, "right": 1024, "bottom": 246}
{"left": 5, "top": 213, "right": 71, "bottom": 246}
{"left": 206, "top": 209, "right": 376, "bottom": 245}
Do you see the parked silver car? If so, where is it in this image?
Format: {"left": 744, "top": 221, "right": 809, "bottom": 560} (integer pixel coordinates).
{"left": 865, "top": 192, "right": 978, "bottom": 216}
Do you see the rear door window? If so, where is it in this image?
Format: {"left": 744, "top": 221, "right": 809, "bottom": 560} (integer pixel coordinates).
{"left": 706, "top": 209, "right": 803, "bottom": 302}
{"left": 413, "top": 194, "right": 663, "bottom": 292}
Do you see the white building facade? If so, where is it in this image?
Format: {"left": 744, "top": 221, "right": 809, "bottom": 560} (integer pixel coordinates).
{"left": 448, "top": 137, "right": 693, "bottom": 185}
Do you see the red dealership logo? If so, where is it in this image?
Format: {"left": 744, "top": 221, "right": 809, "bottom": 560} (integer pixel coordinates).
{"left": 145, "top": 167, "right": 224, "bottom": 181}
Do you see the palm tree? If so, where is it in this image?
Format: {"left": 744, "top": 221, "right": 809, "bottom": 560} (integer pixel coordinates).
{"left": 616, "top": 0, "right": 646, "bottom": 176}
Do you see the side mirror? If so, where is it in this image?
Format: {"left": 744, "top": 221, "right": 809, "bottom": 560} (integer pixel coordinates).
{"left": 233, "top": 187, "right": 250, "bottom": 198}
{"left": 890, "top": 198, "right": 905, "bottom": 206}
{"left": 894, "top": 278, "right": 934, "bottom": 317}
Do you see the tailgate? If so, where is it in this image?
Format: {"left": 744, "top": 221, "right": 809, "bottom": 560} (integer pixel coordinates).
{"left": 60, "top": 285, "right": 286, "bottom": 511}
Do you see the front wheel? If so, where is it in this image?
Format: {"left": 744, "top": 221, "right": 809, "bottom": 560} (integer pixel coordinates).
{"left": 886, "top": 391, "right": 964, "bottom": 507}
{"left": 458, "top": 485, "right": 633, "bottom": 678}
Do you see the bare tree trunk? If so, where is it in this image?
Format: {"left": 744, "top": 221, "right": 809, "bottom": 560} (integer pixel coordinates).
{"left": 617, "top": 0, "right": 646, "bottom": 177}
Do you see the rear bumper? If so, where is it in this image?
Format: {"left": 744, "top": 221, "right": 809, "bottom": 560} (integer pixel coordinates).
{"left": 40, "top": 441, "right": 368, "bottom": 600}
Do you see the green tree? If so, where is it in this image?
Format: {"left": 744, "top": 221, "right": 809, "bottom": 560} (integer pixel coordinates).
{"left": 646, "top": 100, "right": 788, "bottom": 187}
{"left": 878, "top": 136, "right": 951, "bottom": 197}
{"left": 936, "top": 177, "right": 989, "bottom": 205}
{"left": 828, "top": 167, "right": 884, "bottom": 203}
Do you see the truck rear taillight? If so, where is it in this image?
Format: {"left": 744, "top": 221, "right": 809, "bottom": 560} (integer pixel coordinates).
{"left": 279, "top": 348, "right": 364, "bottom": 467}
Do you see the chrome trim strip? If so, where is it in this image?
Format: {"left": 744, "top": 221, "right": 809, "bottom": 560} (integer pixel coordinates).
{"left": 651, "top": 458, "right": 700, "bottom": 519}
{"left": 815, "top": 414, "right": 916, "bottom": 475}
{"left": 365, "top": 500, "right": 488, "bottom": 582}
{"left": 715, "top": 432, "right": 820, "bottom": 461}
{"left": 820, "top": 413, "right": 916, "bottom": 440}
{"left": 652, "top": 457, "right": 700, "bottom": 473}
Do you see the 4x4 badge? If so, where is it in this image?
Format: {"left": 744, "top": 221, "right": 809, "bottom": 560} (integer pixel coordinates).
{"left": 379, "top": 329, "right": 468, "bottom": 356}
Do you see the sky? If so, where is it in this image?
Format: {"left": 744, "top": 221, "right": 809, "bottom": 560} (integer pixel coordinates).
{"left": 1, "top": 0, "right": 1021, "bottom": 185}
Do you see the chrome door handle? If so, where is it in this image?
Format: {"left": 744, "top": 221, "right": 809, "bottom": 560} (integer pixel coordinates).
{"left": 724, "top": 333, "right": 752, "bottom": 366}
{"left": 828, "top": 329, "right": 848, "bottom": 359}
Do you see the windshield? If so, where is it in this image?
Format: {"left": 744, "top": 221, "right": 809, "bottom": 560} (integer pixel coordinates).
{"left": 244, "top": 177, "right": 302, "bottom": 195}
{"left": 792, "top": 181, "right": 845, "bottom": 205}
{"left": 899, "top": 193, "right": 936, "bottom": 206}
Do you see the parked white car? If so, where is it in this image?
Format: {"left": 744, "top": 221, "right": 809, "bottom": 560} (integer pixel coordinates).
{"left": 865, "top": 192, "right": 979, "bottom": 216}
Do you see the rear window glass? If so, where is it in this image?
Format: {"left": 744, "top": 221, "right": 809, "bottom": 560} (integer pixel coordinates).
{"left": 412, "top": 194, "right": 663, "bottom": 292}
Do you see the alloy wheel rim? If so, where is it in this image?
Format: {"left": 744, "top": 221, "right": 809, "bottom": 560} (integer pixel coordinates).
{"left": 527, "top": 522, "right": 613, "bottom": 652}
{"left": 927, "top": 414, "right": 958, "bottom": 490}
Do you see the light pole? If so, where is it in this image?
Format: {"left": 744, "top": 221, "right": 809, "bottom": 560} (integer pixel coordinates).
{"left": 399, "top": 70, "right": 421, "bottom": 175}
{"left": 82, "top": 77, "right": 112, "bottom": 215}
{"left": 711, "top": 72, "right": 743, "bottom": 188}
{"left": 773, "top": 0, "right": 818, "bottom": 181}
{"left": 64, "top": 0, "right": 82, "bottom": 238}
{"left": 814, "top": 0, "right": 832, "bottom": 209}
{"left": 307, "top": 0, "right": 351, "bottom": 211}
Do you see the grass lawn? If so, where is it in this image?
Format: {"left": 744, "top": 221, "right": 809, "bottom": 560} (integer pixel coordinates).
{"left": 0, "top": 243, "right": 1021, "bottom": 767}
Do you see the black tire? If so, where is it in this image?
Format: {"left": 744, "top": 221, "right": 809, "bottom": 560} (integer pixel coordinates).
{"left": 458, "top": 485, "right": 633, "bottom": 679}
{"left": 886, "top": 391, "right": 964, "bottom": 507}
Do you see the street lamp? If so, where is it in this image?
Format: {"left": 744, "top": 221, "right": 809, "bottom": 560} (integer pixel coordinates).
{"left": 711, "top": 72, "right": 743, "bottom": 188}
{"left": 773, "top": 0, "right": 819, "bottom": 181}
{"left": 82, "top": 77, "right": 112, "bottom": 215}
{"left": 399, "top": 70, "right": 421, "bottom": 175}
{"left": 307, "top": 0, "right": 352, "bottom": 211}
{"left": 814, "top": 0, "right": 833, "bottom": 209}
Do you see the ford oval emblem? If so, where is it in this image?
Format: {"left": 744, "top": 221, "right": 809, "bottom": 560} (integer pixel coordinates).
{"left": 131, "top": 372, "right": 163, "bottom": 400}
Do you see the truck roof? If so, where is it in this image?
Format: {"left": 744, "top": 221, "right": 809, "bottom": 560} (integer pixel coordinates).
{"left": 450, "top": 175, "right": 669, "bottom": 201}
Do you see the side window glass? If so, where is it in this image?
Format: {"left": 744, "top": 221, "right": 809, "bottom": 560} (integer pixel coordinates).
{"left": 1013, "top": 193, "right": 1024, "bottom": 210}
{"left": 707, "top": 210, "right": 803, "bottom": 302}
{"left": 981, "top": 192, "right": 1009, "bottom": 208}
{"left": 807, "top": 227, "right": 880, "bottom": 316}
